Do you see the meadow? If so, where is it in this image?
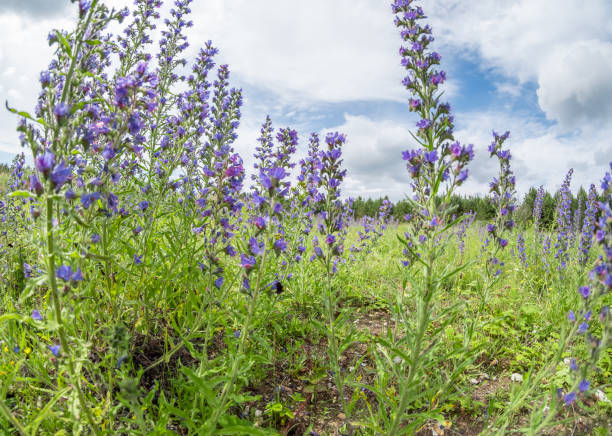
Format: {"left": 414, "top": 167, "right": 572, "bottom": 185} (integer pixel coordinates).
{"left": 0, "top": 0, "right": 610, "bottom": 435}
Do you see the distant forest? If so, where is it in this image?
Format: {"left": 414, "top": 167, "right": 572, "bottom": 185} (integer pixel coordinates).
{"left": 352, "top": 186, "right": 605, "bottom": 229}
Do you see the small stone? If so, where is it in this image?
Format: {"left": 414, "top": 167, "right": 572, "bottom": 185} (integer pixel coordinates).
{"left": 393, "top": 356, "right": 402, "bottom": 364}
{"left": 595, "top": 389, "right": 610, "bottom": 403}
{"left": 254, "top": 409, "right": 263, "bottom": 418}
{"left": 510, "top": 373, "right": 523, "bottom": 382}
{"left": 469, "top": 378, "right": 480, "bottom": 385}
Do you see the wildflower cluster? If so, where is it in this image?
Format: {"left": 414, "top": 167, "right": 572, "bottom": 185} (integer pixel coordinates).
{"left": 241, "top": 120, "right": 298, "bottom": 291}
{"left": 350, "top": 199, "right": 392, "bottom": 259}
{"left": 564, "top": 163, "right": 611, "bottom": 406}
{"left": 456, "top": 210, "right": 476, "bottom": 257}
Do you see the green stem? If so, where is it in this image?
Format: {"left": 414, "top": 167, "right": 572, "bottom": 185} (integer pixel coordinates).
{"left": 102, "top": 221, "right": 115, "bottom": 318}
{"left": 45, "top": 196, "right": 101, "bottom": 436}
{"left": 207, "top": 244, "right": 269, "bottom": 431}
{"left": 0, "top": 399, "right": 28, "bottom": 436}
{"left": 324, "top": 257, "right": 348, "bottom": 417}
{"left": 387, "top": 258, "right": 432, "bottom": 436}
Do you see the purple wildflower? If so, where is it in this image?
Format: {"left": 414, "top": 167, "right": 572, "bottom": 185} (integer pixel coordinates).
{"left": 48, "top": 345, "right": 61, "bottom": 357}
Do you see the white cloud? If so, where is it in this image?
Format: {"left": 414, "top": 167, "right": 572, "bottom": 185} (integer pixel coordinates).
{"left": 2, "top": 0, "right": 70, "bottom": 17}
{"left": 3, "top": 67, "right": 16, "bottom": 78}
{"left": 495, "top": 81, "right": 522, "bottom": 98}
{"left": 0, "top": 12, "right": 75, "bottom": 152}
{"left": 537, "top": 40, "right": 612, "bottom": 128}
{"left": 188, "top": 0, "right": 406, "bottom": 105}
{"left": 322, "top": 114, "right": 413, "bottom": 200}
{"left": 322, "top": 111, "right": 612, "bottom": 201}
{"left": 427, "top": 0, "right": 612, "bottom": 130}
{"left": 451, "top": 112, "right": 612, "bottom": 196}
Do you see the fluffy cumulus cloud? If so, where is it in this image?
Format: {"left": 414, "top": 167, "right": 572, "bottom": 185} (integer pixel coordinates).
{"left": 187, "top": 0, "right": 407, "bottom": 105}
{"left": 322, "top": 114, "right": 414, "bottom": 200}
{"left": 449, "top": 112, "right": 612, "bottom": 196}
{"left": 0, "top": 11, "right": 75, "bottom": 153}
{"left": 537, "top": 40, "right": 612, "bottom": 129}
{"left": 426, "top": 0, "right": 612, "bottom": 131}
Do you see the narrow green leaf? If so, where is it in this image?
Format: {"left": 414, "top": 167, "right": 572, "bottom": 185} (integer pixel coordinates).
{"left": 8, "top": 190, "right": 34, "bottom": 198}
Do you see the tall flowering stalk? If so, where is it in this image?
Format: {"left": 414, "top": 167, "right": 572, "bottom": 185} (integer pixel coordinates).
{"left": 309, "top": 132, "right": 352, "bottom": 419}
{"left": 516, "top": 233, "right": 528, "bottom": 268}
{"left": 554, "top": 169, "right": 574, "bottom": 270}
{"left": 251, "top": 115, "right": 275, "bottom": 190}
{"left": 578, "top": 184, "right": 598, "bottom": 266}
{"left": 288, "top": 133, "right": 323, "bottom": 307}
{"left": 456, "top": 210, "right": 476, "bottom": 261}
{"left": 482, "top": 131, "right": 515, "bottom": 281}
{"left": 206, "top": 118, "right": 298, "bottom": 430}
{"left": 532, "top": 185, "right": 546, "bottom": 271}
{"left": 570, "top": 196, "right": 583, "bottom": 249}
{"left": 533, "top": 185, "right": 545, "bottom": 230}
{"left": 0, "top": 154, "right": 32, "bottom": 292}
{"left": 5, "top": 1, "right": 125, "bottom": 432}
{"left": 566, "top": 165, "right": 611, "bottom": 398}
{"left": 374, "top": 1, "right": 476, "bottom": 433}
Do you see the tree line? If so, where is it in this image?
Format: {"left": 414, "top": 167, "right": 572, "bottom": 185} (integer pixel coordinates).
{"left": 352, "top": 186, "right": 603, "bottom": 229}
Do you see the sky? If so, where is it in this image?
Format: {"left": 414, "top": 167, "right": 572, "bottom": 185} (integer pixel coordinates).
{"left": 0, "top": 0, "right": 611, "bottom": 201}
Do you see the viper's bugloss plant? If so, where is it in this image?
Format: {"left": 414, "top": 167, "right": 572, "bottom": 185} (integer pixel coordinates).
{"left": 555, "top": 168, "right": 574, "bottom": 270}
{"left": 517, "top": 233, "right": 528, "bottom": 268}
{"left": 533, "top": 185, "right": 545, "bottom": 229}
{"left": 365, "top": 1, "right": 477, "bottom": 433}
{"left": 531, "top": 184, "right": 547, "bottom": 272}
{"left": 511, "top": 164, "right": 612, "bottom": 436}
{"left": 308, "top": 132, "right": 355, "bottom": 423}
{"left": 564, "top": 163, "right": 611, "bottom": 407}
{"left": 571, "top": 196, "right": 583, "bottom": 248}
{"left": 482, "top": 130, "right": 515, "bottom": 280}
{"left": 578, "top": 184, "right": 598, "bottom": 266}
{"left": 5, "top": 1, "right": 128, "bottom": 432}
{"left": 456, "top": 210, "right": 475, "bottom": 260}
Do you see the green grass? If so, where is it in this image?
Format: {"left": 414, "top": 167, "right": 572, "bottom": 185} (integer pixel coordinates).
{"left": 0, "top": 221, "right": 610, "bottom": 435}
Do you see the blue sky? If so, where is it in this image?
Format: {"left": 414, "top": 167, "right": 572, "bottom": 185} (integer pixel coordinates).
{"left": 1, "top": 0, "right": 611, "bottom": 200}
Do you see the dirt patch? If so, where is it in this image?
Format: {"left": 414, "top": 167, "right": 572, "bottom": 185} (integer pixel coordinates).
{"left": 353, "top": 309, "right": 394, "bottom": 336}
